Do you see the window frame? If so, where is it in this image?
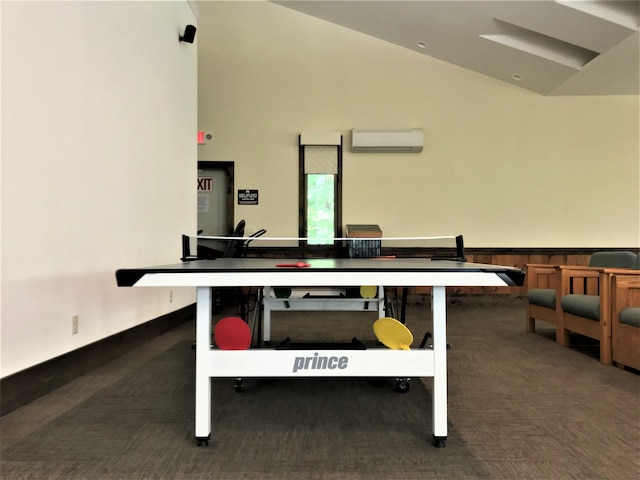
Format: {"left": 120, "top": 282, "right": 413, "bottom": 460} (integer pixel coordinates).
{"left": 298, "top": 140, "right": 342, "bottom": 251}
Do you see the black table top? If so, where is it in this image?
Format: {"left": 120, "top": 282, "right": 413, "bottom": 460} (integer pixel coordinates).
{"left": 116, "top": 257, "right": 525, "bottom": 287}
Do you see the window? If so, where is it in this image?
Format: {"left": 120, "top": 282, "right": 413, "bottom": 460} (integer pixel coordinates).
{"left": 306, "top": 174, "right": 335, "bottom": 245}
{"left": 299, "top": 135, "right": 342, "bottom": 247}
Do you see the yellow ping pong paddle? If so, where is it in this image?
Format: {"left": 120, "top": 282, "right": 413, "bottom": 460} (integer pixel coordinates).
{"left": 360, "top": 285, "right": 377, "bottom": 299}
{"left": 373, "top": 317, "right": 413, "bottom": 350}
{"left": 360, "top": 285, "right": 377, "bottom": 310}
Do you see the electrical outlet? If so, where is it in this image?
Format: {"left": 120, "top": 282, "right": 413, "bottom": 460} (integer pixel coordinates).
{"left": 72, "top": 315, "right": 79, "bottom": 335}
{"left": 169, "top": 290, "right": 173, "bottom": 303}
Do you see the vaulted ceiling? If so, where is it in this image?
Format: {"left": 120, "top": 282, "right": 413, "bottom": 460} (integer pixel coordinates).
{"left": 272, "top": 0, "right": 639, "bottom": 96}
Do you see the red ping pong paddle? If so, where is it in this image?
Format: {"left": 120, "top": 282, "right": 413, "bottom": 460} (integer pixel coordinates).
{"left": 276, "top": 262, "right": 310, "bottom": 268}
{"left": 214, "top": 316, "right": 252, "bottom": 350}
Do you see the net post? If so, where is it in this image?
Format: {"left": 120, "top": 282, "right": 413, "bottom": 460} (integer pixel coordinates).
{"left": 455, "top": 235, "right": 466, "bottom": 261}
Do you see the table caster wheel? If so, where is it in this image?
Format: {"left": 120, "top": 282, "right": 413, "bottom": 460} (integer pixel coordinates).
{"left": 394, "top": 378, "right": 410, "bottom": 393}
{"left": 196, "top": 436, "right": 210, "bottom": 447}
{"left": 432, "top": 436, "right": 447, "bottom": 448}
{"left": 234, "top": 378, "right": 243, "bottom": 393}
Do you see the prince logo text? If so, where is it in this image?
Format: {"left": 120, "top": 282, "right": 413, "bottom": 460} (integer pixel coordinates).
{"left": 292, "top": 352, "right": 349, "bottom": 373}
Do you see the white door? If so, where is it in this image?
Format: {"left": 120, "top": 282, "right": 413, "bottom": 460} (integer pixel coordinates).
{"left": 197, "top": 168, "right": 228, "bottom": 253}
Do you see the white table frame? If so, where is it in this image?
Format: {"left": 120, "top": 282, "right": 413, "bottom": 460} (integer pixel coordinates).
{"left": 261, "top": 285, "right": 386, "bottom": 343}
{"left": 116, "top": 257, "right": 523, "bottom": 448}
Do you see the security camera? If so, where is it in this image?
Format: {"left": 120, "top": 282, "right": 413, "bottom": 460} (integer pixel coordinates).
{"left": 179, "top": 25, "right": 197, "bottom": 44}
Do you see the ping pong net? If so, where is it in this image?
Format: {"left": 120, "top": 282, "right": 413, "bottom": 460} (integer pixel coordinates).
{"left": 419, "top": 234, "right": 466, "bottom": 261}
{"left": 376, "top": 234, "right": 465, "bottom": 261}
{"left": 184, "top": 232, "right": 466, "bottom": 262}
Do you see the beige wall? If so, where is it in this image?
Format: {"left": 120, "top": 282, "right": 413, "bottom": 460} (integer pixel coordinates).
{"left": 1, "top": 1, "right": 198, "bottom": 377}
{"left": 197, "top": 1, "right": 639, "bottom": 248}
{"left": 1, "top": 0, "right": 637, "bottom": 378}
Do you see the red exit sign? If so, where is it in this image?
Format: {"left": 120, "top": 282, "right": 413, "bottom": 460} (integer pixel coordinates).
{"left": 197, "top": 177, "right": 212, "bottom": 191}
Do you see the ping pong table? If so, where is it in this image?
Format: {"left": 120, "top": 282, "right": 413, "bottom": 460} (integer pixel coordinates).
{"left": 116, "top": 257, "right": 524, "bottom": 447}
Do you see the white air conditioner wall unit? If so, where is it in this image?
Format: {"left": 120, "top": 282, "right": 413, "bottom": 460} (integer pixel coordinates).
{"left": 351, "top": 128, "right": 424, "bottom": 153}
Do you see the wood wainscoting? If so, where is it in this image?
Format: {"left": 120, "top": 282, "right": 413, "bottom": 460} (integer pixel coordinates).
{"left": 245, "top": 247, "right": 639, "bottom": 297}
{"left": 384, "top": 252, "right": 595, "bottom": 296}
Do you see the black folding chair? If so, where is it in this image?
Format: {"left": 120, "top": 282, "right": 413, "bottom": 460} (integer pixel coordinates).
{"left": 222, "top": 220, "right": 246, "bottom": 258}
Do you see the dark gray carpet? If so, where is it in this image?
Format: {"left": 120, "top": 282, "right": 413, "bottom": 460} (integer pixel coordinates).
{"left": 2, "top": 298, "right": 639, "bottom": 479}
{"left": 1, "top": 341, "right": 483, "bottom": 479}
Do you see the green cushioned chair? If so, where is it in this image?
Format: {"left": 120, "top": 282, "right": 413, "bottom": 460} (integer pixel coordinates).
{"left": 558, "top": 251, "right": 638, "bottom": 365}
{"left": 620, "top": 308, "right": 640, "bottom": 328}
{"left": 525, "top": 251, "right": 637, "bottom": 337}
{"left": 611, "top": 272, "right": 640, "bottom": 370}
{"left": 526, "top": 263, "right": 561, "bottom": 335}
{"left": 560, "top": 295, "right": 600, "bottom": 320}
{"left": 588, "top": 251, "right": 638, "bottom": 269}
{"left": 527, "top": 288, "right": 556, "bottom": 309}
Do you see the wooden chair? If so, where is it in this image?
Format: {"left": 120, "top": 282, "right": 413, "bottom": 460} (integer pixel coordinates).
{"left": 526, "top": 263, "right": 561, "bottom": 335}
{"left": 611, "top": 271, "right": 640, "bottom": 370}
{"left": 557, "top": 251, "right": 638, "bottom": 365}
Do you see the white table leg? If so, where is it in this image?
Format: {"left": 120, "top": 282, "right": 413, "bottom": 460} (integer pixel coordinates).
{"left": 431, "top": 285, "right": 448, "bottom": 447}
{"left": 263, "top": 285, "right": 272, "bottom": 343}
{"left": 195, "top": 286, "right": 212, "bottom": 446}
{"left": 377, "top": 286, "right": 385, "bottom": 318}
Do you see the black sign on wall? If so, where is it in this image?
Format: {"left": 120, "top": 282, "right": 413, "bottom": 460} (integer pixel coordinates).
{"left": 238, "top": 189, "right": 259, "bottom": 205}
